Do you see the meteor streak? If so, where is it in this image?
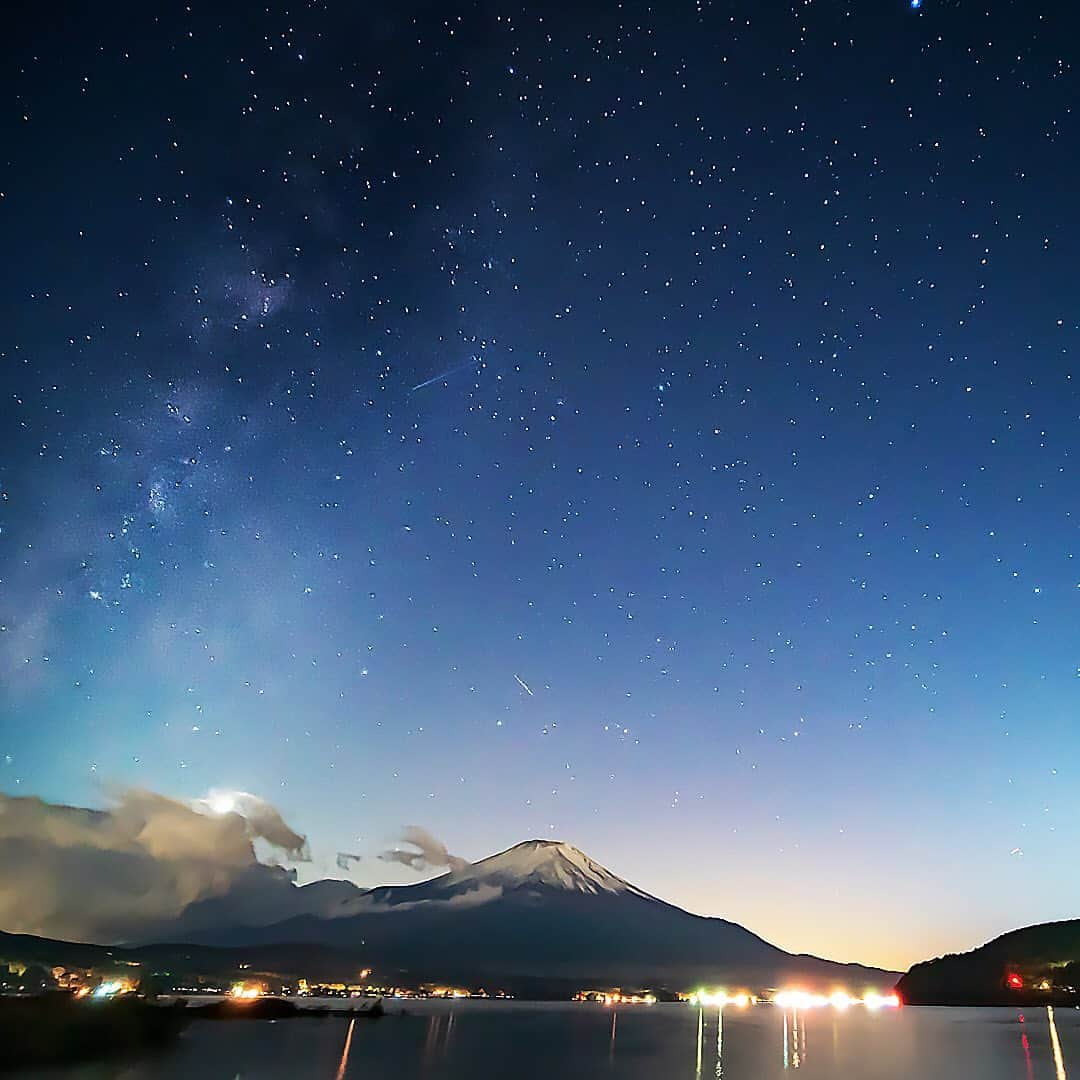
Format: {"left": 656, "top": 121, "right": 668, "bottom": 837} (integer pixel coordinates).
{"left": 410, "top": 358, "right": 477, "bottom": 392}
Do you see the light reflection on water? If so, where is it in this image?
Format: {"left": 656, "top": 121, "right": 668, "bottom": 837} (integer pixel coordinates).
{"left": 334, "top": 1018, "right": 355, "bottom": 1080}
{"left": 716, "top": 1006, "right": 723, "bottom": 1079}
{"left": 780, "top": 1007, "right": 807, "bottom": 1069}
{"left": 695, "top": 1004, "right": 704, "bottom": 1079}
{"left": 1049, "top": 1005, "right": 1069, "bottom": 1080}
{"left": 1019, "top": 1012, "right": 1034, "bottom": 1080}
{"left": 14, "top": 1000, "right": 1080, "bottom": 1079}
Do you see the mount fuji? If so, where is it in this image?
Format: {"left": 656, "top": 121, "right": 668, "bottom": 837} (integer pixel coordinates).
{"left": 179, "top": 840, "right": 897, "bottom": 991}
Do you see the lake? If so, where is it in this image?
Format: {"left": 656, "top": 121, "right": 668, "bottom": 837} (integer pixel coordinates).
{"left": 14, "top": 999, "right": 1078, "bottom": 1079}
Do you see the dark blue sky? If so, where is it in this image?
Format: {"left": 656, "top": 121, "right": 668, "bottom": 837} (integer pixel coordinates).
{"left": 2, "top": 0, "right": 1078, "bottom": 968}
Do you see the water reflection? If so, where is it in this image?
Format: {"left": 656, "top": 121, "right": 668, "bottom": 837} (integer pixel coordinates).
{"left": 782, "top": 1009, "right": 805, "bottom": 1069}
{"left": 715, "top": 1007, "right": 723, "bottom": 1079}
{"left": 696, "top": 1006, "right": 704, "bottom": 1079}
{"left": 334, "top": 1018, "right": 355, "bottom": 1080}
{"left": 692, "top": 1005, "right": 724, "bottom": 1078}
{"left": 423, "top": 1011, "right": 455, "bottom": 1063}
{"left": 1019, "top": 1013, "right": 1034, "bottom": 1080}
{"left": 1049, "top": 1005, "right": 1068, "bottom": 1080}
{"left": 18, "top": 999, "right": 1080, "bottom": 1080}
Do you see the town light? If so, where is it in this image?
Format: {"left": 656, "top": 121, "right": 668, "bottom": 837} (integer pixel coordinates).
{"left": 773, "top": 988, "right": 899, "bottom": 1009}
{"left": 689, "top": 987, "right": 898, "bottom": 1010}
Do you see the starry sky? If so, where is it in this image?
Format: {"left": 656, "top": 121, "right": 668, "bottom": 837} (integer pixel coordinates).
{"left": 2, "top": 0, "right": 1079, "bottom": 972}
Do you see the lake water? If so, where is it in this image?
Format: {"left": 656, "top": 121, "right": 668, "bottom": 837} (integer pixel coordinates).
{"left": 16, "top": 999, "right": 1079, "bottom": 1079}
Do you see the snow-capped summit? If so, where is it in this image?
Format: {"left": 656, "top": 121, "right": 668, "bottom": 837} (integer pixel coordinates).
{"left": 181, "top": 836, "right": 899, "bottom": 993}
{"left": 439, "top": 839, "right": 654, "bottom": 898}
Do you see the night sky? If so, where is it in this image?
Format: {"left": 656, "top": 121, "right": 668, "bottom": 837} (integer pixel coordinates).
{"left": 2, "top": 0, "right": 1079, "bottom": 971}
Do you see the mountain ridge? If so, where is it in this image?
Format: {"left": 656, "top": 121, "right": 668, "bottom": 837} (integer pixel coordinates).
{"left": 171, "top": 837, "right": 898, "bottom": 991}
{"left": 897, "top": 918, "right": 1080, "bottom": 1005}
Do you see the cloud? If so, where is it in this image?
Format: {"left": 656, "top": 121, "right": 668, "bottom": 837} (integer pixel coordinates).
{"left": 0, "top": 788, "right": 309, "bottom": 944}
{"left": 368, "top": 883, "right": 502, "bottom": 913}
{"left": 0, "top": 793, "right": 489, "bottom": 944}
{"left": 194, "top": 789, "right": 308, "bottom": 859}
{"left": 336, "top": 851, "right": 362, "bottom": 871}
{"left": 378, "top": 826, "right": 467, "bottom": 874}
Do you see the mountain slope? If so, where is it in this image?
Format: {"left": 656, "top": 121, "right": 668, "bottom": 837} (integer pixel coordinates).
{"left": 186, "top": 840, "right": 896, "bottom": 990}
{"left": 354, "top": 839, "right": 658, "bottom": 908}
{"left": 165, "top": 871, "right": 362, "bottom": 934}
{"left": 897, "top": 919, "right": 1080, "bottom": 1004}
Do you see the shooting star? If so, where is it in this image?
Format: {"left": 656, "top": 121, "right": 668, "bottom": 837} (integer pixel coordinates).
{"left": 513, "top": 673, "right": 534, "bottom": 696}
{"left": 410, "top": 358, "right": 478, "bottom": 392}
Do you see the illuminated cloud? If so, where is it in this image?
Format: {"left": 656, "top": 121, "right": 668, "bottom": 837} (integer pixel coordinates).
{"left": 379, "top": 825, "right": 467, "bottom": 874}
{"left": 193, "top": 789, "right": 309, "bottom": 859}
{"left": 0, "top": 788, "right": 309, "bottom": 943}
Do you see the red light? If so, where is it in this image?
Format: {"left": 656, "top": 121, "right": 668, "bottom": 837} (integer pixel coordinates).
{"left": 1007, "top": 974, "right": 1023, "bottom": 990}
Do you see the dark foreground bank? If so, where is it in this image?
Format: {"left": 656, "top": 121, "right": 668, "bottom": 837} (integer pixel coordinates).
{"left": 0, "top": 993, "right": 384, "bottom": 1070}
{"left": 0, "top": 994, "right": 190, "bottom": 1070}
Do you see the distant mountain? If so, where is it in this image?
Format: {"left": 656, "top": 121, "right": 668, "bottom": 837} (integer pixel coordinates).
{"left": 0, "top": 928, "right": 369, "bottom": 988}
{"left": 181, "top": 840, "right": 897, "bottom": 991}
{"left": 898, "top": 919, "right": 1080, "bottom": 1005}
{"left": 148, "top": 867, "right": 363, "bottom": 940}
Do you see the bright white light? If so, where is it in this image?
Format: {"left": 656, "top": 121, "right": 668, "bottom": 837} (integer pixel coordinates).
{"left": 691, "top": 989, "right": 728, "bottom": 1007}
{"left": 773, "top": 988, "right": 900, "bottom": 1010}
{"left": 690, "top": 989, "right": 752, "bottom": 1009}
{"left": 209, "top": 794, "right": 236, "bottom": 815}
